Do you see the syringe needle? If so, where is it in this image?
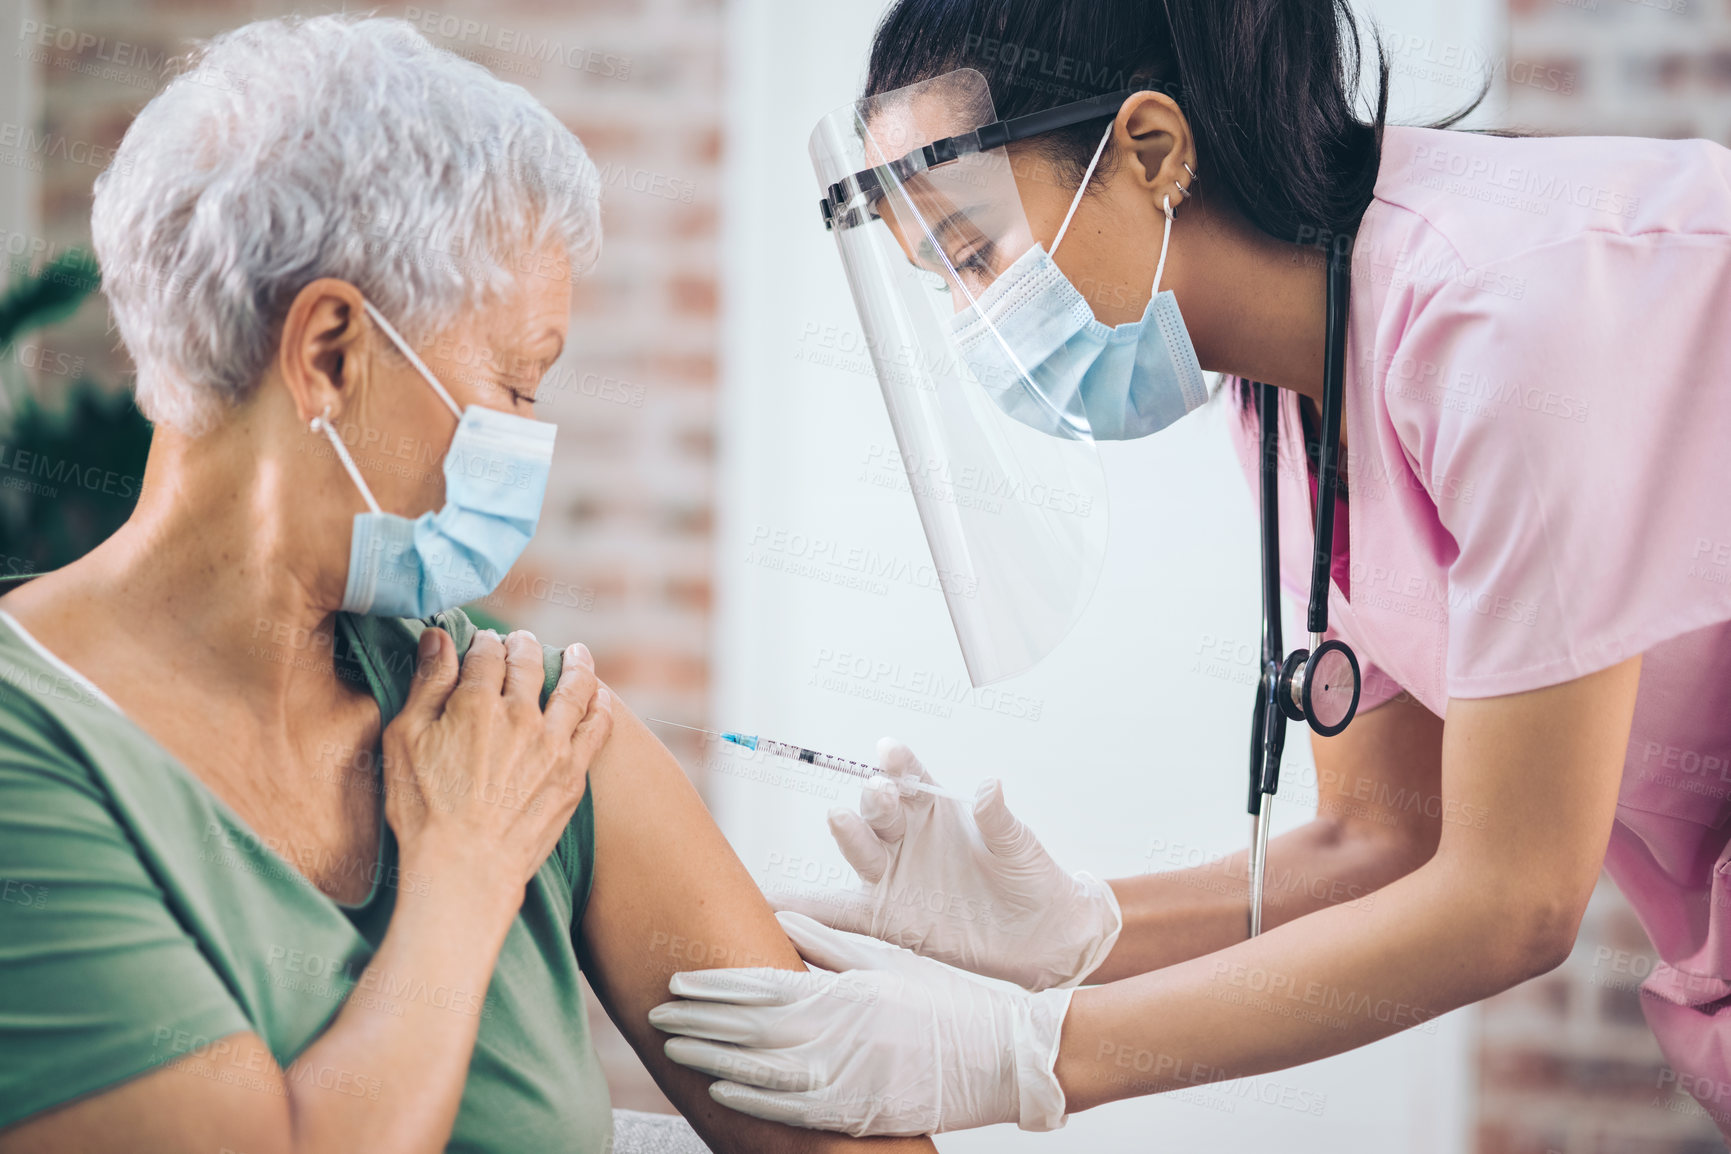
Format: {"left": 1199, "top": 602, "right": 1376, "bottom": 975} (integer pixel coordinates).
{"left": 890, "top": 779, "right": 970, "bottom": 803}
{"left": 646, "top": 718, "right": 724, "bottom": 738}
{"left": 649, "top": 720, "right": 970, "bottom": 803}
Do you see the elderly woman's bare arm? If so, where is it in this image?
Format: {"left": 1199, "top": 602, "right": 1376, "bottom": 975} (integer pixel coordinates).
{"left": 577, "top": 701, "right": 937, "bottom": 1154}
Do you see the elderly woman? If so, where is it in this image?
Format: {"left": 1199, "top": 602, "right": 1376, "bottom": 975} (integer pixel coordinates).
{"left": 0, "top": 16, "right": 940, "bottom": 1154}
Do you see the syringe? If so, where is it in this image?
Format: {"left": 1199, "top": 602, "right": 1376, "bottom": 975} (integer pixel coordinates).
{"left": 648, "top": 720, "right": 965, "bottom": 801}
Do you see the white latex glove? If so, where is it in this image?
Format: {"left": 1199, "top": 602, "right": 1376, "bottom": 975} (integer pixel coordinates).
{"left": 767, "top": 738, "right": 1122, "bottom": 991}
{"left": 647, "top": 911, "right": 1073, "bottom": 1137}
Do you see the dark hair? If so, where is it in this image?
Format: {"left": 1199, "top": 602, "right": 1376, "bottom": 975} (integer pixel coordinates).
{"left": 863, "top": 0, "right": 1492, "bottom": 418}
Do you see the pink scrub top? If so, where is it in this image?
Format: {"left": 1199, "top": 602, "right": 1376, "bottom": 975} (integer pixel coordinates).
{"left": 1226, "top": 123, "right": 1731, "bottom": 1131}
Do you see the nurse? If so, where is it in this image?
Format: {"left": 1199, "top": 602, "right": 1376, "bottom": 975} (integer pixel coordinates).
{"left": 649, "top": 0, "right": 1731, "bottom": 1139}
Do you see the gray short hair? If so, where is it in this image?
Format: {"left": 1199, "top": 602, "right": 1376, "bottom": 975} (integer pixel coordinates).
{"left": 91, "top": 14, "right": 602, "bottom": 435}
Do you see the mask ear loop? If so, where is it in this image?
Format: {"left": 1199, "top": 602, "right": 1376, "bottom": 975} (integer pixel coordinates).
{"left": 1151, "top": 193, "right": 1176, "bottom": 297}
{"left": 361, "top": 299, "right": 464, "bottom": 422}
{"left": 1049, "top": 121, "right": 1114, "bottom": 261}
{"left": 1048, "top": 120, "right": 1181, "bottom": 300}
{"left": 310, "top": 405, "right": 384, "bottom": 515}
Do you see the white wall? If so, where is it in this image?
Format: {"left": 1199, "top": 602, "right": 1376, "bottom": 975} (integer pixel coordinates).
{"left": 715, "top": 2, "right": 1499, "bottom": 1149}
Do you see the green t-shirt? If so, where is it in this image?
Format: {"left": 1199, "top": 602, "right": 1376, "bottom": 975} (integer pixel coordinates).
{"left": 0, "top": 586, "right": 613, "bottom": 1152}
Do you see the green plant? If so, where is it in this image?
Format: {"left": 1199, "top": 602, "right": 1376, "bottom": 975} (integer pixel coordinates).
{"left": 0, "top": 250, "right": 153, "bottom": 575}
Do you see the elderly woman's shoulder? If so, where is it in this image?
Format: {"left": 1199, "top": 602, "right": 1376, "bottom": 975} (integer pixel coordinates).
{"left": 0, "top": 660, "right": 112, "bottom": 815}
{"left": 367, "top": 608, "right": 569, "bottom": 710}
{"left": 348, "top": 607, "right": 560, "bottom": 707}
{"left": 0, "top": 625, "right": 114, "bottom": 784}
{"left": 0, "top": 687, "right": 89, "bottom": 757}
{"left": 346, "top": 607, "right": 479, "bottom": 670}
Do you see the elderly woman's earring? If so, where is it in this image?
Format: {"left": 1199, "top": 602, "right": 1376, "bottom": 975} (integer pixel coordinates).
{"left": 311, "top": 402, "right": 386, "bottom": 516}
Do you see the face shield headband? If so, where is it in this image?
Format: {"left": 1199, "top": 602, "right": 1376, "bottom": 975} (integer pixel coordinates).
{"left": 818, "top": 87, "right": 1140, "bottom": 234}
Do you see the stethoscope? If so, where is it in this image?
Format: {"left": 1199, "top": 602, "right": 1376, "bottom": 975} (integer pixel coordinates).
{"left": 1245, "top": 234, "right": 1363, "bottom": 937}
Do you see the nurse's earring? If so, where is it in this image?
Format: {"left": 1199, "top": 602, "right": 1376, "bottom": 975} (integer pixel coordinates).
{"left": 1175, "top": 160, "right": 1198, "bottom": 206}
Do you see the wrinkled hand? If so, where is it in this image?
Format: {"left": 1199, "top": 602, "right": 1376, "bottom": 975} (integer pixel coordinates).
{"left": 766, "top": 738, "right": 1121, "bottom": 991}
{"left": 381, "top": 627, "right": 613, "bottom": 904}
{"left": 648, "top": 911, "right": 1072, "bottom": 1136}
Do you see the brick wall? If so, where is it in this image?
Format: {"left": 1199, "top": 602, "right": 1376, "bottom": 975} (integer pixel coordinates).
{"left": 1504, "top": 0, "right": 1731, "bottom": 141}
{"left": 1476, "top": 880, "right": 1726, "bottom": 1152}
{"left": 15, "top": 0, "right": 717, "bottom": 1113}
{"left": 1476, "top": 1, "right": 1731, "bottom": 1149}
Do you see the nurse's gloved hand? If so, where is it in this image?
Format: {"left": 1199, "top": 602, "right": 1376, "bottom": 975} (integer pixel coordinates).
{"left": 648, "top": 911, "right": 1072, "bottom": 1136}
{"left": 767, "top": 738, "right": 1121, "bottom": 992}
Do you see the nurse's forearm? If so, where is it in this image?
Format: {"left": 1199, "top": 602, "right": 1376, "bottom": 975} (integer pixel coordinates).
{"left": 1090, "top": 694, "right": 1449, "bottom": 985}
{"left": 1089, "top": 815, "right": 1418, "bottom": 983}
{"left": 1065, "top": 663, "right": 1638, "bottom": 1113}
{"left": 1056, "top": 851, "right": 1542, "bottom": 1112}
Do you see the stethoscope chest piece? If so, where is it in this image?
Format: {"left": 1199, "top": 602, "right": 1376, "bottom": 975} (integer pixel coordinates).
{"left": 1277, "top": 640, "right": 1361, "bottom": 737}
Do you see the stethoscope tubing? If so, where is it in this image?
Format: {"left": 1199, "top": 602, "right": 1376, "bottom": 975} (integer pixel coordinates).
{"left": 1246, "top": 235, "right": 1357, "bottom": 938}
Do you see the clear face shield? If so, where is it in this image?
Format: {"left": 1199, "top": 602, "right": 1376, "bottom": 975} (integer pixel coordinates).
{"left": 809, "top": 70, "right": 1133, "bottom": 686}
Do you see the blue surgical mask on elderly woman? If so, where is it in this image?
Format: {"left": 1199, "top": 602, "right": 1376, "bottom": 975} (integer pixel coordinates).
{"left": 947, "top": 126, "right": 1209, "bottom": 441}
{"left": 310, "top": 299, "right": 556, "bottom": 618}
